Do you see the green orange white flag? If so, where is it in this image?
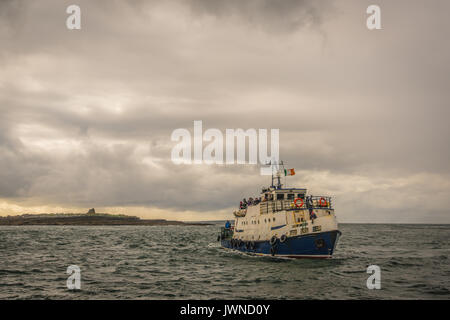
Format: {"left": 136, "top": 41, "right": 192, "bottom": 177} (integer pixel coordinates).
{"left": 284, "top": 168, "right": 295, "bottom": 176}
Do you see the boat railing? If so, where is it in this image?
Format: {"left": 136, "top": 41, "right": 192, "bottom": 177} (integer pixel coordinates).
{"left": 259, "top": 196, "right": 333, "bottom": 214}
{"left": 309, "top": 196, "right": 333, "bottom": 209}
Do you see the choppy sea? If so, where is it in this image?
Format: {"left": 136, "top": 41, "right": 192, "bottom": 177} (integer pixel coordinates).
{"left": 0, "top": 223, "right": 448, "bottom": 299}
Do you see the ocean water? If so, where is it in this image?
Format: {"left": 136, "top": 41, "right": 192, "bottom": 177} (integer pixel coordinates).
{"left": 0, "top": 223, "right": 448, "bottom": 299}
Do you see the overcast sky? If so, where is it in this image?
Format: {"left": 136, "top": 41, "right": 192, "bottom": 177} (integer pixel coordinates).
{"left": 0, "top": 0, "right": 449, "bottom": 223}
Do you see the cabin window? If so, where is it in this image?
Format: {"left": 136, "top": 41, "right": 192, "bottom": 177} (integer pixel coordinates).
{"left": 287, "top": 193, "right": 295, "bottom": 200}
{"left": 276, "top": 194, "right": 284, "bottom": 200}
{"left": 297, "top": 194, "right": 305, "bottom": 199}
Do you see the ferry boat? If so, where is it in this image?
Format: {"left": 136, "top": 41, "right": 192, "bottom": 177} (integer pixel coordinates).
{"left": 218, "top": 164, "right": 341, "bottom": 258}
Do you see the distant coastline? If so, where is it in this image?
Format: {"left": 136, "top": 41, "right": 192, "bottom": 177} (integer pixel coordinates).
{"left": 0, "top": 212, "right": 212, "bottom": 226}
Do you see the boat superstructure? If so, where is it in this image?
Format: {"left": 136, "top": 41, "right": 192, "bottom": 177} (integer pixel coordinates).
{"left": 218, "top": 164, "right": 341, "bottom": 258}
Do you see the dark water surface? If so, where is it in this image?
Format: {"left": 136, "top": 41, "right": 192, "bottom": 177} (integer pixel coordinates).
{"left": 0, "top": 224, "right": 449, "bottom": 299}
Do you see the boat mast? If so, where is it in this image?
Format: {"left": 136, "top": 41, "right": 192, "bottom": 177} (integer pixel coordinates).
{"left": 268, "top": 160, "right": 284, "bottom": 189}
{"left": 271, "top": 162, "right": 274, "bottom": 188}
{"left": 276, "top": 160, "right": 284, "bottom": 189}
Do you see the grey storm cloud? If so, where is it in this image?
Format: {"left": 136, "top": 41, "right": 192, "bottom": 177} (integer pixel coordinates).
{"left": 0, "top": 0, "right": 449, "bottom": 222}
{"left": 186, "top": 0, "right": 329, "bottom": 32}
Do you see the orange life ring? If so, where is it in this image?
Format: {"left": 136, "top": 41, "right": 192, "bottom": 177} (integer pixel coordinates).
{"left": 319, "top": 197, "right": 327, "bottom": 207}
{"left": 294, "top": 198, "right": 304, "bottom": 208}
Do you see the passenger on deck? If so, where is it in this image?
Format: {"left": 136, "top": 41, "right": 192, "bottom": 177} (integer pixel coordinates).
{"left": 310, "top": 211, "right": 317, "bottom": 224}
{"left": 306, "top": 196, "right": 315, "bottom": 221}
{"left": 239, "top": 201, "right": 243, "bottom": 209}
{"left": 306, "top": 196, "right": 313, "bottom": 209}
{"left": 225, "top": 220, "right": 231, "bottom": 229}
{"left": 243, "top": 198, "right": 248, "bottom": 208}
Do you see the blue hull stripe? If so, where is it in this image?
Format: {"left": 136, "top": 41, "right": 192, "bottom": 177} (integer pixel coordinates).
{"left": 221, "top": 230, "right": 341, "bottom": 258}
{"left": 270, "top": 224, "right": 286, "bottom": 230}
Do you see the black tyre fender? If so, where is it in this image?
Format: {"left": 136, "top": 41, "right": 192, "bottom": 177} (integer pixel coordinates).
{"left": 269, "top": 235, "right": 278, "bottom": 246}
{"left": 280, "top": 234, "right": 287, "bottom": 243}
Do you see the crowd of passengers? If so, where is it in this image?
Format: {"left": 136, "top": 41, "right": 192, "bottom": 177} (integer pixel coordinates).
{"left": 239, "top": 197, "right": 261, "bottom": 209}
